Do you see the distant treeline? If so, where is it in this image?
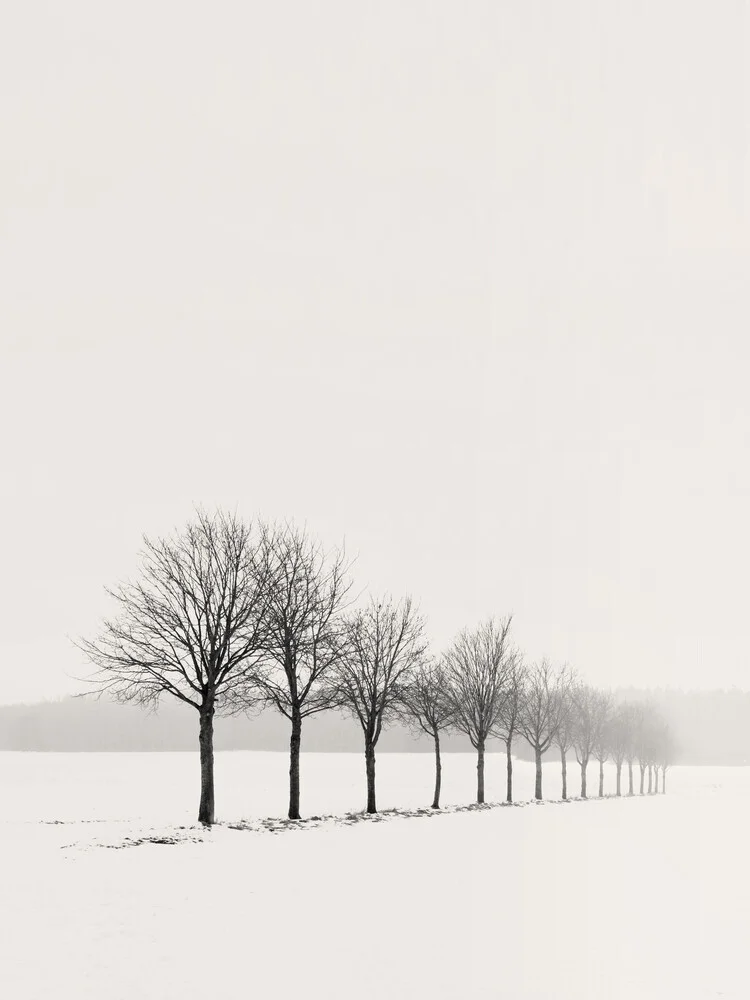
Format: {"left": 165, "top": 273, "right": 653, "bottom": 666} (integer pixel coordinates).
{"left": 1, "top": 687, "right": 747, "bottom": 764}
{"left": 0, "top": 696, "right": 439, "bottom": 753}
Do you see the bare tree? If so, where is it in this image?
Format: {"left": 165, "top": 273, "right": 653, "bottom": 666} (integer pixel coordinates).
{"left": 493, "top": 655, "right": 525, "bottom": 804}
{"left": 443, "top": 616, "right": 513, "bottom": 804}
{"left": 78, "top": 510, "right": 268, "bottom": 825}
{"left": 516, "top": 660, "right": 568, "bottom": 801}
{"left": 622, "top": 702, "right": 642, "bottom": 796}
{"left": 592, "top": 696, "right": 613, "bottom": 798}
{"left": 571, "top": 685, "right": 610, "bottom": 799}
{"left": 633, "top": 701, "right": 659, "bottom": 795}
{"left": 553, "top": 683, "right": 576, "bottom": 801}
{"left": 605, "top": 705, "right": 632, "bottom": 796}
{"left": 658, "top": 723, "right": 676, "bottom": 794}
{"left": 249, "top": 522, "right": 351, "bottom": 820}
{"left": 334, "top": 596, "right": 427, "bottom": 814}
{"left": 398, "top": 659, "right": 454, "bottom": 809}
{"left": 643, "top": 707, "right": 667, "bottom": 795}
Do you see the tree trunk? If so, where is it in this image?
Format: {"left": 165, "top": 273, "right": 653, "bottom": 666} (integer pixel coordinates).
{"left": 647, "top": 765, "right": 653, "bottom": 795}
{"left": 288, "top": 707, "right": 302, "bottom": 820}
{"left": 639, "top": 763, "right": 645, "bottom": 795}
{"left": 198, "top": 701, "right": 215, "bottom": 826}
{"left": 616, "top": 761, "right": 622, "bottom": 796}
{"left": 561, "top": 748, "right": 568, "bottom": 800}
{"left": 365, "top": 742, "right": 377, "bottom": 814}
{"left": 476, "top": 738, "right": 485, "bottom": 804}
{"left": 598, "top": 759, "right": 604, "bottom": 798}
{"left": 628, "top": 760, "right": 634, "bottom": 796}
{"left": 580, "top": 759, "right": 588, "bottom": 799}
{"left": 534, "top": 746, "right": 543, "bottom": 800}
{"left": 505, "top": 737, "right": 513, "bottom": 804}
{"left": 432, "top": 730, "right": 442, "bottom": 809}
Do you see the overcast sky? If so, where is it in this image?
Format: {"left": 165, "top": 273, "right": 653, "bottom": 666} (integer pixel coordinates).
{"left": 1, "top": 1, "right": 748, "bottom": 704}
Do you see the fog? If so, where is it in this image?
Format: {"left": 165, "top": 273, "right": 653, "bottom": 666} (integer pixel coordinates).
{"left": 2, "top": 1, "right": 749, "bottom": 706}
{"left": 3, "top": 688, "right": 748, "bottom": 764}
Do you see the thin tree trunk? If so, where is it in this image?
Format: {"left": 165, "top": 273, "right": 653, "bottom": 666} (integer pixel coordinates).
{"left": 476, "top": 738, "right": 485, "bottom": 804}
{"left": 628, "top": 760, "right": 634, "bottom": 796}
{"left": 616, "top": 761, "right": 622, "bottom": 796}
{"left": 288, "top": 707, "right": 302, "bottom": 820}
{"left": 432, "top": 730, "right": 442, "bottom": 809}
{"left": 534, "top": 747, "right": 543, "bottom": 800}
{"left": 639, "top": 763, "right": 645, "bottom": 795}
{"left": 198, "top": 701, "right": 215, "bottom": 826}
{"left": 505, "top": 737, "right": 513, "bottom": 804}
{"left": 580, "top": 759, "right": 588, "bottom": 799}
{"left": 561, "top": 748, "right": 568, "bottom": 800}
{"left": 647, "top": 765, "right": 653, "bottom": 795}
{"left": 598, "top": 759, "right": 604, "bottom": 798}
{"left": 365, "top": 742, "right": 377, "bottom": 814}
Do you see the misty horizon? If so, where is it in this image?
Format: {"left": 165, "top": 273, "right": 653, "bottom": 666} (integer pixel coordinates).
{"left": 3, "top": 687, "right": 748, "bottom": 766}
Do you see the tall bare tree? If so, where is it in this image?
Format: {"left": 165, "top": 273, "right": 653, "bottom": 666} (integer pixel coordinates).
{"left": 78, "top": 510, "right": 269, "bottom": 825}
{"left": 444, "top": 616, "right": 513, "bottom": 804}
{"left": 516, "top": 660, "right": 568, "bottom": 801}
{"left": 398, "top": 659, "right": 454, "bottom": 809}
{"left": 250, "top": 522, "right": 351, "bottom": 820}
{"left": 493, "top": 655, "right": 525, "bottom": 803}
{"left": 334, "top": 596, "right": 427, "bottom": 814}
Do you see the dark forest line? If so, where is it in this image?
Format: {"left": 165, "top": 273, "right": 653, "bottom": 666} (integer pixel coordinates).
{"left": 1, "top": 687, "right": 748, "bottom": 763}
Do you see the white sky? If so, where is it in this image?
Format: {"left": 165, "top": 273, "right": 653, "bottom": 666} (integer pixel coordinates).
{"left": 1, "top": 1, "right": 748, "bottom": 703}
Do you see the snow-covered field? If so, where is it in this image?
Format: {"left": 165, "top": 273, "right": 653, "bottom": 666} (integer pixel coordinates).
{"left": 1, "top": 752, "right": 746, "bottom": 999}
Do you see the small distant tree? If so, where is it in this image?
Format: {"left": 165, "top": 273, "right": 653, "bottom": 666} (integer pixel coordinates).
{"left": 643, "top": 707, "right": 667, "bottom": 794}
{"left": 634, "top": 702, "right": 660, "bottom": 795}
{"left": 571, "top": 685, "right": 609, "bottom": 799}
{"left": 444, "top": 616, "right": 514, "bottom": 804}
{"left": 334, "top": 596, "right": 427, "bottom": 814}
{"left": 622, "top": 703, "right": 642, "bottom": 796}
{"left": 606, "top": 705, "right": 632, "bottom": 796}
{"left": 592, "top": 694, "right": 613, "bottom": 798}
{"left": 78, "top": 510, "right": 269, "bottom": 826}
{"left": 398, "top": 659, "right": 454, "bottom": 809}
{"left": 248, "top": 523, "right": 351, "bottom": 820}
{"left": 516, "top": 660, "right": 568, "bottom": 801}
{"left": 553, "top": 682, "right": 576, "bottom": 800}
{"left": 493, "top": 654, "right": 525, "bottom": 804}
{"left": 658, "top": 723, "right": 676, "bottom": 794}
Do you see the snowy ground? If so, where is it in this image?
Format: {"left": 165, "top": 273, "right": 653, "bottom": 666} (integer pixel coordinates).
{"left": 1, "top": 752, "right": 747, "bottom": 999}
